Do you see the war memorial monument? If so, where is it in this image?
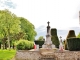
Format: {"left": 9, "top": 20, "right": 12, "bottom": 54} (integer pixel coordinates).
{"left": 15, "top": 21, "right": 80, "bottom": 60}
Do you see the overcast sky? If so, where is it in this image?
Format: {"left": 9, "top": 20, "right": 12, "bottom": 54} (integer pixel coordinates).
{"left": 0, "top": 0, "right": 80, "bottom": 39}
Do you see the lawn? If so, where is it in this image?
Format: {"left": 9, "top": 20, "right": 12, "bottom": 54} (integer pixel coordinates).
{"left": 0, "top": 49, "right": 16, "bottom": 60}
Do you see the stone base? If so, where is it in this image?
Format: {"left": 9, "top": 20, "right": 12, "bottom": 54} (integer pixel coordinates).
{"left": 40, "top": 48, "right": 57, "bottom": 55}
{"left": 15, "top": 50, "right": 80, "bottom": 60}
{"left": 42, "top": 44, "right": 55, "bottom": 49}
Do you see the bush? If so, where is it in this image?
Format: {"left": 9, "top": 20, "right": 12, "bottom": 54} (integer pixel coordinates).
{"left": 51, "top": 36, "right": 59, "bottom": 48}
{"left": 51, "top": 28, "right": 57, "bottom": 36}
{"left": 51, "top": 28, "right": 59, "bottom": 48}
{"left": 66, "top": 30, "right": 76, "bottom": 38}
{"left": 65, "top": 30, "right": 76, "bottom": 50}
{"left": 34, "top": 40, "right": 44, "bottom": 48}
{"left": 16, "top": 39, "right": 34, "bottom": 50}
{"left": 67, "top": 38, "right": 80, "bottom": 51}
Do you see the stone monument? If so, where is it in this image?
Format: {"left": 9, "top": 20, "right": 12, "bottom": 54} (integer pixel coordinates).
{"left": 42, "top": 21, "right": 55, "bottom": 49}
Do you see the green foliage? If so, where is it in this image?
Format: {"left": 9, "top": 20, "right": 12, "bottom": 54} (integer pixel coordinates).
{"left": 51, "top": 28, "right": 57, "bottom": 36}
{"left": 0, "top": 9, "right": 21, "bottom": 49}
{"left": 16, "top": 39, "right": 34, "bottom": 50}
{"left": 67, "top": 38, "right": 80, "bottom": 51}
{"left": 37, "top": 36, "right": 44, "bottom": 41}
{"left": 51, "top": 28, "right": 59, "bottom": 48}
{"left": 77, "top": 32, "right": 80, "bottom": 38}
{"left": 13, "top": 32, "right": 24, "bottom": 40}
{"left": 0, "top": 9, "right": 37, "bottom": 49}
{"left": 0, "top": 41, "right": 1, "bottom": 49}
{"left": 51, "top": 36, "right": 59, "bottom": 48}
{"left": 66, "top": 30, "right": 76, "bottom": 38}
{"left": 0, "top": 9, "right": 21, "bottom": 34}
{"left": 65, "top": 30, "right": 76, "bottom": 50}
{"left": 34, "top": 40, "right": 44, "bottom": 48}
{"left": 19, "top": 17, "right": 37, "bottom": 41}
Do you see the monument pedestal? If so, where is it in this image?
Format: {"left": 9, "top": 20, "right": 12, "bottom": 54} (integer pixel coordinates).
{"left": 42, "top": 44, "right": 55, "bottom": 49}
{"left": 40, "top": 48, "right": 57, "bottom": 55}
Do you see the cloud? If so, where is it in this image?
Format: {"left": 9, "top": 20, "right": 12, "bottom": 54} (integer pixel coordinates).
{"left": 35, "top": 25, "right": 46, "bottom": 39}
{"left": 0, "top": 0, "right": 16, "bottom": 9}
{"left": 0, "top": 0, "right": 80, "bottom": 40}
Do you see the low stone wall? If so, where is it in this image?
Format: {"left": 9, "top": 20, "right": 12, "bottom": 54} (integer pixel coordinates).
{"left": 55, "top": 51, "right": 80, "bottom": 60}
{"left": 15, "top": 50, "right": 80, "bottom": 60}
{"left": 15, "top": 50, "right": 41, "bottom": 60}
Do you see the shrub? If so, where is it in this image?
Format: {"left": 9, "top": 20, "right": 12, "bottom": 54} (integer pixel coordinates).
{"left": 65, "top": 30, "right": 76, "bottom": 50}
{"left": 66, "top": 30, "right": 76, "bottom": 38}
{"left": 34, "top": 40, "right": 44, "bottom": 48}
{"left": 51, "top": 28, "right": 59, "bottom": 48}
{"left": 67, "top": 38, "right": 80, "bottom": 51}
{"left": 51, "top": 36, "right": 59, "bottom": 48}
{"left": 51, "top": 28, "right": 57, "bottom": 36}
{"left": 16, "top": 39, "right": 34, "bottom": 50}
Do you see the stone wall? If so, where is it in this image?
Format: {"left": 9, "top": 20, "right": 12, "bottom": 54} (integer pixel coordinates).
{"left": 15, "top": 50, "right": 41, "bottom": 60}
{"left": 15, "top": 50, "right": 80, "bottom": 60}
{"left": 55, "top": 51, "right": 80, "bottom": 60}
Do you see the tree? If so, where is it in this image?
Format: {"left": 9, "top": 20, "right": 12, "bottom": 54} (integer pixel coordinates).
{"left": 0, "top": 9, "right": 21, "bottom": 49}
{"left": 0, "top": 9, "right": 37, "bottom": 49}
{"left": 19, "top": 17, "right": 37, "bottom": 41}
{"left": 37, "top": 36, "right": 45, "bottom": 41}
{"left": 77, "top": 32, "right": 80, "bottom": 38}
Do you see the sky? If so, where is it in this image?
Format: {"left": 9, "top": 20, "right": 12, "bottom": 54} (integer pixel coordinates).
{"left": 0, "top": 0, "right": 80, "bottom": 39}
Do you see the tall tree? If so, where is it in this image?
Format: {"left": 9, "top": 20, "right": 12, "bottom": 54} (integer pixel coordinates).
{"left": 19, "top": 17, "right": 37, "bottom": 41}
{"left": 0, "top": 9, "right": 21, "bottom": 49}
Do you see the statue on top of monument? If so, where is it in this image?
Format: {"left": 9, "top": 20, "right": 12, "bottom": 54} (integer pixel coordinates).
{"left": 47, "top": 21, "right": 50, "bottom": 26}
{"left": 47, "top": 21, "right": 50, "bottom": 34}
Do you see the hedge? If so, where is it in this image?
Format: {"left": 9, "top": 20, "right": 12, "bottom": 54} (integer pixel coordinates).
{"left": 65, "top": 30, "right": 76, "bottom": 50}
{"left": 67, "top": 38, "right": 80, "bottom": 51}
{"left": 51, "top": 28, "right": 57, "bottom": 36}
{"left": 16, "top": 39, "right": 34, "bottom": 50}
{"left": 51, "top": 28, "right": 59, "bottom": 48}
{"left": 34, "top": 40, "right": 44, "bottom": 48}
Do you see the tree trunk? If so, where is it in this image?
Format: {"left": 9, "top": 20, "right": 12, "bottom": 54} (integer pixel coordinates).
{"left": 5, "top": 43, "right": 7, "bottom": 49}
{"left": 7, "top": 29, "right": 10, "bottom": 50}
{"left": 0, "top": 43, "right": 1, "bottom": 49}
{"left": 2, "top": 41, "right": 5, "bottom": 49}
{"left": 8, "top": 36, "right": 10, "bottom": 49}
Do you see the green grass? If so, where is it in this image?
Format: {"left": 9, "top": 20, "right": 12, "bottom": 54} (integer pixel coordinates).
{"left": 0, "top": 49, "right": 16, "bottom": 60}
